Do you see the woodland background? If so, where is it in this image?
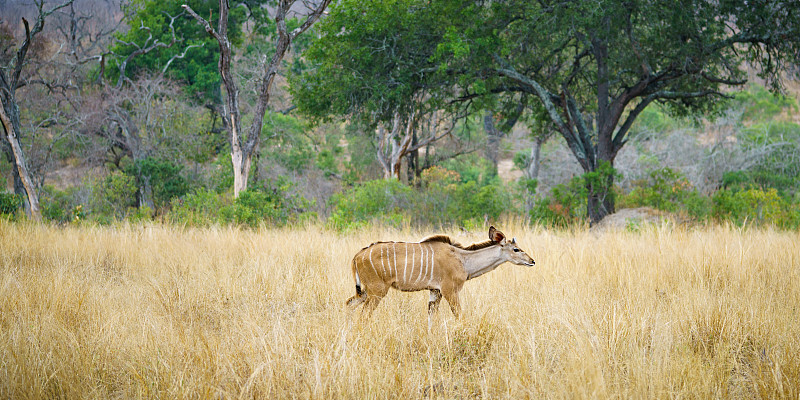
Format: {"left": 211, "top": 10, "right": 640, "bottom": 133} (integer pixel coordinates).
{"left": 2, "top": 0, "right": 800, "bottom": 230}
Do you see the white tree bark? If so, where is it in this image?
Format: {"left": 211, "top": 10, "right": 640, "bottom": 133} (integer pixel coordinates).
{"left": 0, "top": 105, "right": 41, "bottom": 220}
{"left": 184, "top": 0, "right": 331, "bottom": 197}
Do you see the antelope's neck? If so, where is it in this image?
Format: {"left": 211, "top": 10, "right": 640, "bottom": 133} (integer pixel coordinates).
{"left": 458, "top": 245, "right": 506, "bottom": 280}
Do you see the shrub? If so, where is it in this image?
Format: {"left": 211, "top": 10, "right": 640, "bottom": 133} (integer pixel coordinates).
{"left": 619, "top": 167, "right": 712, "bottom": 220}
{"left": 327, "top": 171, "right": 515, "bottom": 231}
{"left": 712, "top": 187, "right": 796, "bottom": 227}
{"left": 40, "top": 185, "right": 85, "bottom": 223}
{"left": 89, "top": 171, "right": 138, "bottom": 222}
{"left": 732, "top": 84, "right": 798, "bottom": 122}
{"left": 450, "top": 180, "right": 512, "bottom": 227}
{"left": 529, "top": 163, "right": 621, "bottom": 227}
{"left": 529, "top": 176, "right": 587, "bottom": 227}
{"left": 327, "top": 179, "right": 412, "bottom": 231}
{"left": 168, "top": 189, "right": 225, "bottom": 226}
{"left": 169, "top": 179, "right": 312, "bottom": 228}
{"left": 0, "top": 192, "right": 22, "bottom": 217}
{"left": 125, "top": 157, "right": 189, "bottom": 212}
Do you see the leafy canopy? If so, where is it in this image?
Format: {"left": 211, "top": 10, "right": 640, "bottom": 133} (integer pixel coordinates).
{"left": 108, "top": 0, "right": 247, "bottom": 103}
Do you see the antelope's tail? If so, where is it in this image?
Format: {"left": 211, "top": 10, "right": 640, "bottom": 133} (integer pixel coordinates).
{"left": 345, "top": 257, "right": 366, "bottom": 308}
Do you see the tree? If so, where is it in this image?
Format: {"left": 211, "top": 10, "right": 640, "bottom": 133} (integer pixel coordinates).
{"left": 107, "top": 0, "right": 243, "bottom": 105}
{"left": 438, "top": 0, "right": 800, "bottom": 223}
{"left": 299, "top": 0, "right": 800, "bottom": 223}
{"left": 183, "top": 0, "right": 331, "bottom": 197}
{"left": 0, "top": 0, "right": 74, "bottom": 220}
{"left": 375, "top": 110, "right": 454, "bottom": 180}
{"left": 291, "top": 0, "right": 465, "bottom": 181}
{"left": 84, "top": 74, "right": 199, "bottom": 209}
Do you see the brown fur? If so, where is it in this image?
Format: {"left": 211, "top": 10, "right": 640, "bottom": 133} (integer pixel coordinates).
{"left": 421, "top": 235, "right": 497, "bottom": 251}
{"left": 346, "top": 227, "right": 535, "bottom": 318}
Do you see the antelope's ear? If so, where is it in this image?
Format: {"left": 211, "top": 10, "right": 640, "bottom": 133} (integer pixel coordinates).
{"left": 489, "top": 226, "right": 505, "bottom": 243}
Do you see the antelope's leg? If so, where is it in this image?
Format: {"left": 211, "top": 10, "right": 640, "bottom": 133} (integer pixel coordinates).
{"left": 362, "top": 284, "right": 389, "bottom": 316}
{"left": 442, "top": 288, "right": 461, "bottom": 318}
{"left": 346, "top": 294, "right": 366, "bottom": 309}
{"left": 428, "top": 289, "right": 442, "bottom": 314}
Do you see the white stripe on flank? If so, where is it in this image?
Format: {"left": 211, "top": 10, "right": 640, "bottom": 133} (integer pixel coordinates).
{"left": 403, "top": 243, "right": 408, "bottom": 283}
{"left": 392, "top": 242, "right": 397, "bottom": 279}
{"left": 380, "top": 245, "right": 386, "bottom": 275}
{"left": 429, "top": 244, "right": 435, "bottom": 281}
{"left": 416, "top": 243, "right": 427, "bottom": 284}
{"left": 414, "top": 243, "right": 421, "bottom": 284}
{"left": 367, "top": 247, "right": 378, "bottom": 277}
{"left": 410, "top": 244, "right": 415, "bottom": 284}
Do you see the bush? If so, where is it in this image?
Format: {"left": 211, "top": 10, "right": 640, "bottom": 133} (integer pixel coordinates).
{"left": 125, "top": 157, "right": 189, "bottom": 212}
{"left": 168, "top": 189, "right": 224, "bottom": 226}
{"left": 712, "top": 187, "right": 797, "bottom": 228}
{"left": 327, "top": 168, "right": 516, "bottom": 231}
{"left": 327, "top": 179, "right": 412, "bottom": 231}
{"left": 40, "top": 185, "right": 85, "bottom": 223}
{"left": 0, "top": 192, "right": 22, "bottom": 218}
{"left": 450, "top": 181, "right": 511, "bottom": 227}
{"left": 529, "top": 176, "right": 587, "bottom": 227}
{"left": 732, "top": 84, "right": 797, "bottom": 122}
{"left": 169, "top": 179, "right": 312, "bottom": 228}
{"left": 619, "top": 167, "right": 712, "bottom": 220}
{"left": 89, "top": 171, "right": 138, "bottom": 222}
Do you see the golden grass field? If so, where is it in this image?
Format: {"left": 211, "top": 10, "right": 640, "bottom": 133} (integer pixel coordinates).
{"left": 1, "top": 221, "right": 799, "bottom": 399}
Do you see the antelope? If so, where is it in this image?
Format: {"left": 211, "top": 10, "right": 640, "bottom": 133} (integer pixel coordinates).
{"left": 345, "top": 226, "right": 535, "bottom": 317}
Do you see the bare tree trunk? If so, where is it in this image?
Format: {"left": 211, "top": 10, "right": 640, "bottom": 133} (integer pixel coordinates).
{"left": 407, "top": 130, "right": 418, "bottom": 184}
{"left": 526, "top": 141, "right": 542, "bottom": 181}
{"left": 376, "top": 111, "right": 453, "bottom": 181}
{"left": 0, "top": 105, "right": 41, "bottom": 220}
{"left": 0, "top": 0, "right": 74, "bottom": 220}
{"left": 483, "top": 113, "right": 501, "bottom": 171}
{"left": 184, "top": 0, "right": 331, "bottom": 197}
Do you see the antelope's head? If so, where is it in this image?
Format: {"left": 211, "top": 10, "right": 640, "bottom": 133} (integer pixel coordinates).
{"left": 489, "top": 226, "right": 535, "bottom": 267}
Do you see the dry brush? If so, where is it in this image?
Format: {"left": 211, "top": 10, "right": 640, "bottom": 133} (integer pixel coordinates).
{"left": 0, "top": 222, "right": 798, "bottom": 398}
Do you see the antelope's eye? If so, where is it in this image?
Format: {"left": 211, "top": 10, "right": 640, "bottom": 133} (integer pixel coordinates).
{"left": 513, "top": 248, "right": 521, "bottom": 252}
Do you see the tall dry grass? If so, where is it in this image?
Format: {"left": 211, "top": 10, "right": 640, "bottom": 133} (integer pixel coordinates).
{"left": 0, "top": 221, "right": 798, "bottom": 399}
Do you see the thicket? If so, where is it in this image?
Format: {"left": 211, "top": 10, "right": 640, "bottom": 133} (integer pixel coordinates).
{"left": 328, "top": 163, "right": 511, "bottom": 231}
{"left": 2, "top": 80, "right": 799, "bottom": 230}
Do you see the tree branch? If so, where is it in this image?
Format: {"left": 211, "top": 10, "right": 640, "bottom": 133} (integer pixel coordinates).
{"left": 493, "top": 54, "right": 590, "bottom": 168}
{"left": 162, "top": 42, "right": 204, "bottom": 74}
{"left": 290, "top": 0, "right": 332, "bottom": 41}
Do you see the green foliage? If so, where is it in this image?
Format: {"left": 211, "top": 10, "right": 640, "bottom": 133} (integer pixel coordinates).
{"left": 0, "top": 192, "right": 22, "bottom": 217}
{"left": 583, "top": 161, "right": 620, "bottom": 203}
{"left": 167, "top": 188, "right": 224, "bottom": 226}
{"left": 619, "top": 167, "right": 711, "bottom": 220}
{"left": 451, "top": 181, "right": 511, "bottom": 226}
{"left": 528, "top": 162, "right": 622, "bottom": 226}
{"left": 628, "top": 105, "right": 688, "bottom": 136}
{"left": 732, "top": 85, "right": 798, "bottom": 122}
{"left": 169, "top": 179, "right": 313, "bottom": 228}
{"left": 40, "top": 186, "right": 84, "bottom": 223}
{"left": 529, "top": 176, "right": 588, "bottom": 228}
{"left": 327, "top": 179, "right": 413, "bottom": 231}
{"left": 420, "top": 166, "right": 511, "bottom": 227}
{"left": 125, "top": 157, "right": 189, "bottom": 212}
{"left": 291, "top": 0, "right": 453, "bottom": 125}
{"left": 735, "top": 121, "right": 800, "bottom": 197}
{"left": 712, "top": 188, "right": 798, "bottom": 228}
{"left": 327, "top": 167, "right": 514, "bottom": 232}
{"left": 107, "top": 0, "right": 249, "bottom": 103}
{"left": 89, "top": 171, "right": 138, "bottom": 222}
{"left": 442, "top": 155, "right": 497, "bottom": 186}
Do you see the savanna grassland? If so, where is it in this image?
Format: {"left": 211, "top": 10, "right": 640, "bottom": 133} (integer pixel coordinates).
{"left": 1, "top": 222, "right": 799, "bottom": 399}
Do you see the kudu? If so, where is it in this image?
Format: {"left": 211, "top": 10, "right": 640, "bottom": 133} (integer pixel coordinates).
{"left": 346, "top": 226, "right": 535, "bottom": 317}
